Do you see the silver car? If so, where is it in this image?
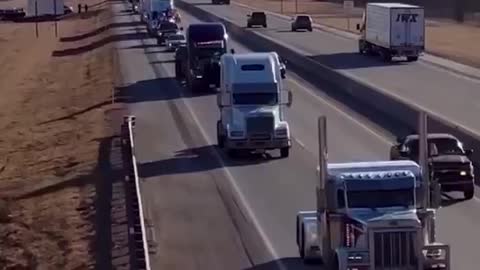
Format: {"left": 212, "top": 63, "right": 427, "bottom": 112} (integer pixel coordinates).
{"left": 165, "top": 33, "right": 186, "bottom": 51}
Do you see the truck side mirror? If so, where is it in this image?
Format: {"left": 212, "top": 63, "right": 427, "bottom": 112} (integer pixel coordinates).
{"left": 430, "top": 181, "right": 442, "bottom": 209}
{"left": 356, "top": 23, "right": 360, "bottom": 30}
{"left": 280, "top": 67, "right": 286, "bottom": 79}
{"left": 280, "top": 90, "right": 292, "bottom": 107}
{"left": 465, "top": 149, "right": 474, "bottom": 156}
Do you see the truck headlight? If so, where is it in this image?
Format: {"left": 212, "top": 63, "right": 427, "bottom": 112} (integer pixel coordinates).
{"left": 229, "top": 131, "right": 244, "bottom": 137}
{"left": 460, "top": 171, "right": 467, "bottom": 176}
{"left": 347, "top": 252, "right": 369, "bottom": 262}
{"left": 275, "top": 127, "right": 288, "bottom": 137}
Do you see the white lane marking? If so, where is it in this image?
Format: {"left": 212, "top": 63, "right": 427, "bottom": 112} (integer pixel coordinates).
{"left": 180, "top": 93, "right": 286, "bottom": 269}
{"left": 288, "top": 77, "right": 392, "bottom": 145}
{"left": 158, "top": 62, "right": 285, "bottom": 268}
{"left": 234, "top": 1, "right": 480, "bottom": 80}
{"left": 290, "top": 76, "right": 480, "bottom": 203}
{"left": 293, "top": 137, "right": 306, "bottom": 149}
{"left": 207, "top": 3, "right": 480, "bottom": 138}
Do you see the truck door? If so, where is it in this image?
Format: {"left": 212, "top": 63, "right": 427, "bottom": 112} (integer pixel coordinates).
{"left": 391, "top": 8, "right": 424, "bottom": 47}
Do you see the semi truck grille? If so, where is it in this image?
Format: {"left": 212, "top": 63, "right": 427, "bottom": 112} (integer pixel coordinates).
{"left": 246, "top": 115, "right": 274, "bottom": 135}
{"left": 373, "top": 230, "right": 417, "bottom": 270}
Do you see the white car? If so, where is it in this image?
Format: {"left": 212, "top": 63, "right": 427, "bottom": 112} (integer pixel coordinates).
{"left": 165, "top": 33, "right": 186, "bottom": 51}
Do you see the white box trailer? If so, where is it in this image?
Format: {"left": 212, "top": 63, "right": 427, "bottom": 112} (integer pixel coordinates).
{"left": 27, "top": 0, "right": 64, "bottom": 17}
{"left": 357, "top": 3, "right": 425, "bottom": 62}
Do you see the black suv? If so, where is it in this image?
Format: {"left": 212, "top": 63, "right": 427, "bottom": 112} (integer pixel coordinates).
{"left": 247, "top": 12, "right": 267, "bottom": 28}
{"left": 291, "top": 15, "right": 313, "bottom": 32}
{"left": 390, "top": 133, "right": 475, "bottom": 200}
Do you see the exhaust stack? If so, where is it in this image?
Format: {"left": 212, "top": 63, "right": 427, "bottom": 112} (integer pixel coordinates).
{"left": 316, "top": 116, "right": 331, "bottom": 260}
{"left": 418, "top": 111, "right": 429, "bottom": 210}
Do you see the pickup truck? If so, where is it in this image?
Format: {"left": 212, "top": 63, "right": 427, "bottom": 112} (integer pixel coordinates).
{"left": 390, "top": 133, "right": 475, "bottom": 200}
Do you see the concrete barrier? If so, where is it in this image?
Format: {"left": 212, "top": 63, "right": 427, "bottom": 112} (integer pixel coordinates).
{"left": 176, "top": 0, "right": 480, "bottom": 183}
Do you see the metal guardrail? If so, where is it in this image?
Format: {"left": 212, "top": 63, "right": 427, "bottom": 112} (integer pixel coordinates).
{"left": 122, "top": 115, "right": 152, "bottom": 270}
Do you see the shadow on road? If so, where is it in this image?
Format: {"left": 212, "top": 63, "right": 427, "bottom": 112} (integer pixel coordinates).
{"left": 137, "top": 144, "right": 277, "bottom": 178}
{"left": 60, "top": 21, "right": 143, "bottom": 42}
{"left": 309, "top": 52, "right": 407, "bottom": 70}
{"left": 52, "top": 32, "right": 148, "bottom": 56}
{"left": 244, "top": 257, "right": 320, "bottom": 270}
{"left": 115, "top": 77, "right": 180, "bottom": 103}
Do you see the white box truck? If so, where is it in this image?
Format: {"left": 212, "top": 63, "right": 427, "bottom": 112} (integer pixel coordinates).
{"left": 27, "top": 0, "right": 64, "bottom": 17}
{"left": 356, "top": 3, "right": 425, "bottom": 62}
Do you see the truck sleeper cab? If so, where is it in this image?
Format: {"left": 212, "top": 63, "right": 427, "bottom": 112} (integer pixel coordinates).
{"left": 185, "top": 23, "right": 228, "bottom": 92}
{"left": 216, "top": 52, "right": 292, "bottom": 158}
{"left": 297, "top": 160, "right": 449, "bottom": 270}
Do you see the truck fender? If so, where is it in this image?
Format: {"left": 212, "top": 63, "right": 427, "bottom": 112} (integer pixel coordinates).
{"left": 334, "top": 248, "right": 349, "bottom": 270}
{"left": 296, "top": 212, "right": 320, "bottom": 260}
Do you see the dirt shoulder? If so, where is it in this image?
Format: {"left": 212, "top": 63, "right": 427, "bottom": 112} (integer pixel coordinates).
{"left": 0, "top": 0, "right": 121, "bottom": 269}
{"left": 235, "top": 0, "right": 480, "bottom": 68}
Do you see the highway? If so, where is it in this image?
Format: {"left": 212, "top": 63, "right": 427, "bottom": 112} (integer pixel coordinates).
{"left": 112, "top": 1, "right": 480, "bottom": 269}
{"left": 180, "top": 0, "right": 480, "bottom": 135}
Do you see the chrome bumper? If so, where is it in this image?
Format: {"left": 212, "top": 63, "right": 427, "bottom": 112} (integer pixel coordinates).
{"left": 226, "top": 138, "right": 291, "bottom": 150}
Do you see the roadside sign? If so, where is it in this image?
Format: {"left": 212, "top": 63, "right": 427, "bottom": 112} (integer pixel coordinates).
{"left": 343, "top": 0, "right": 354, "bottom": 11}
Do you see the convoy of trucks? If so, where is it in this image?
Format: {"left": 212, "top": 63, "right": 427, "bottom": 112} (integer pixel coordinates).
{"left": 357, "top": 3, "right": 425, "bottom": 62}
{"left": 135, "top": 2, "right": 472, "bottom": 267}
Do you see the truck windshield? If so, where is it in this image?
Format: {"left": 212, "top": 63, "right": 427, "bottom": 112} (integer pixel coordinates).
{"left": 346, "top": 189, "right": 414, "bottom": 209}
{"left": 194, "top": 48, "right": 224, "bottom": 59}
{"left": 407, "top": 138, "right": 464, "bottom": 156}
{"left": 232, "top": 93, "right": 278, "bottom": 105}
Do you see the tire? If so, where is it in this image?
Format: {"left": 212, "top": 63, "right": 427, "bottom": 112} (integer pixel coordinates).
{"left": 291, "top": 27, "right": 295, "bottom": 32}
{"left": 227, "top": 149, "right": 238, "bottom": 158}
{"left": 308, "top": 27, "right": 312, "bottom": 32}
{"left": 280, "top": 147, "right": 290, "bottom": 158}
{"left": 299, "top": 226, "right": 305, "bottom": 259}
{"left": 464, "top": 185, "right": 474, "bottom": 200}
{"left": 263, "top": 23, "right": 267, "bottom": 28}
{"left": 358, "top": 40, "right": 364, "bottom": 54}
{"left": 382, "top": 51, "right": 392, "bottom": 62}
{"left": 247, "top": 23, "right": 251, "bottom": 28}
{"left": 217, "top": 121, "right": 224, "bottom": 148}
{"left": 407, "top": 56, "right": 419, "bottom": 62}
{"left": 175, "top": 62, "right": 182, "bottom": 80}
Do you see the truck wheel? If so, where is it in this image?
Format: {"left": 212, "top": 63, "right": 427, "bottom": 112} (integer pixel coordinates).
{"left": 175, "top": 62, "right": 183, "bottom": 80}
{"left": 247, "top": 23, "right": 251, "bottom": 28}
{"left": 299, "top": 226, "right": 305, "bottom": 259}
{"left": 464, "top": 185, "right": 474, "bottom": 200}
{"left": 217, "top": 121, "right": 224, "bottom": 148}
{"left": 308, "top": 27, "right": 313, "bottom": 32}
{"left": 381, "top": 51, "right": 392, "bottom": 62}
{"left": 407, "top": 56, "right": 419, "bottom": 62}
{"left": 280, "top": 147, "right": 290, "bottom": 158}
{"left": 358, "top": 40, "right": 365, "bottom": 54}
{"left": 263, "top": 23, "right": 267, "bottom": 28}
{"left": 227, "top": 149, "right": 238, "bottom": 158}
{"left": 291, "top": 27, "right": 296, "bottom": 32}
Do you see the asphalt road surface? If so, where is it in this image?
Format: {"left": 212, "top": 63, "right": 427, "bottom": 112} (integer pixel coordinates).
{"left": 181, "top": 0, "right": 480, "bottom": 136}
{"left": 112, "top": 2, "right": 480, "bottom": 269}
